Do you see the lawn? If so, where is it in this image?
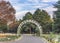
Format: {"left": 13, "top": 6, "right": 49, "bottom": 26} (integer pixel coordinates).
{"left": 0, "top": 33, "right": 20, "bottom": 41}
{"left": 42, "top": 34, "right": 60, "bottom": 43}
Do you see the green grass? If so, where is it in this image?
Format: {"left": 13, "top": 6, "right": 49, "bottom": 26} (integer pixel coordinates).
{"left": 41, "top": 34, "right": 59, "bottom": 43}
{"left": 0, "top": 35, "right": 20, "bottom": 42}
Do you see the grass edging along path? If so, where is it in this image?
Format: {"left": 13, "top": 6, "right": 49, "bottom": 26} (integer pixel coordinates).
{"left": 0, "top": 33, "right": 21, "bottom": 42}
{"left": 41, "top": 37, "right": 49, "bottom": 43}
{"left": 41, "top": 34, "right": 60, "bottom": 43}
{"left": 41, "top": 34, "right": 51, "bottom": 43}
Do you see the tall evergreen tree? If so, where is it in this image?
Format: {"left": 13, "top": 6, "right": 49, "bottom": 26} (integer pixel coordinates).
{"left": 33, "top": 8, "right": 52, "bottom": 33}
{"left": 22, "top": 8, "right": 52, "bottom": 33}
{"left": 23, "top": 12, "right": 33, "bottom": 20}
{"left": 53, "top": 0, "right": 60, "bottom": 33}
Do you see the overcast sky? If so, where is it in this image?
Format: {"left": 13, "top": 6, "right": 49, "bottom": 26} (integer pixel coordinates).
{"left": 6, "top": 0, "right": 58, "bottom": 20}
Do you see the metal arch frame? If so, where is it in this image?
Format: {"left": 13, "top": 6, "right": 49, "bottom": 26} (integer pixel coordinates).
{"left": 17, "top": 20, "right": 42, "bottom": 36}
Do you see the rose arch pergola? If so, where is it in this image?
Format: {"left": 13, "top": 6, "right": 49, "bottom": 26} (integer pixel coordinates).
{"left": 17, "top": 20, "right": 42, "bottom": 36}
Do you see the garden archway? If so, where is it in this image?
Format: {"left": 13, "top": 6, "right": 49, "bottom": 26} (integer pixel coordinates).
{"left": 17, "top": 20, "right": 42, "bottom": 35}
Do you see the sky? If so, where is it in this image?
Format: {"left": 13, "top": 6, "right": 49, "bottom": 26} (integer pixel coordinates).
{"left": 6, "top": 0, "right": 58, "bottom": 20}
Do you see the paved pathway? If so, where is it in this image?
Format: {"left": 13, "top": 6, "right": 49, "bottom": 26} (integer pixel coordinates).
{"left": 0, "top": 34, "right": 48, "bottom": 43}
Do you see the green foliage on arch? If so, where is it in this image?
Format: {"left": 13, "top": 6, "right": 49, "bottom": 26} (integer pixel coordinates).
{"left": 17, "top": 20, "right": 42, "bottom": 36}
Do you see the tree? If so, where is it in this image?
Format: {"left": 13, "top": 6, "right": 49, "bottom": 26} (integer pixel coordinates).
{"left": 0, "top": 0, "right": 16, "bottom": 24}
{"left": 23, "top": 12, "right": 33, "bottom": 20}
{"left": 0, "top": 0, "right": 16, "bottom": 33}
{"left": 53, "top": 0, "right": 60, "bottom": 33}
{"left": 22, "top": 8, "right": 52, "bottom": 33}
{"left": 33, "top": 8, "right": 52, "bottom": 33}
{"left": 22, "top": 12, "right": 40, "bottom": 34}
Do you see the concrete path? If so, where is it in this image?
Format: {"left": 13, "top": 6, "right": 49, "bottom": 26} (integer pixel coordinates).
{"left": 0, "top": 34, "right": 48, "bottom": 43}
